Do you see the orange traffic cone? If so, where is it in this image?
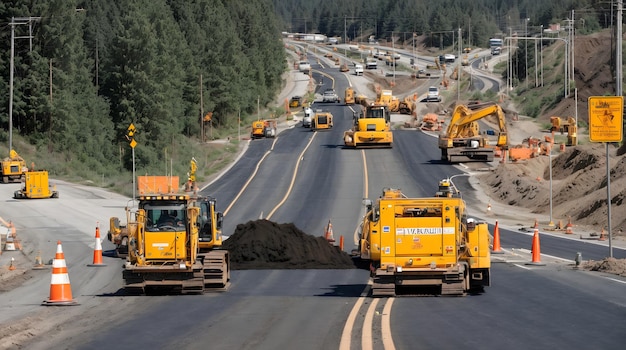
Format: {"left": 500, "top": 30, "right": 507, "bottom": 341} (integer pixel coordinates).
{"left": 526, "top": 229, "right": 546, "bottom": 266}
{"left": 42, "top": 241, "right": 78, "bottom": 306}
{"left": 324, "top": 220, "right": 335, "bottom": 243}
{"left": 339, "top": 235, "right": 344, "bottom": 251}
{"left": 532, "top": 218, "right": 539, "bottom": 229}
{"left": 9, "top": 257, "right": 16, "bottom": 271}
{"left": 566, "top": 216, "right": 573, "bottom": 229}
{"left": 491, "top": 220, "right": 504, "bottom": 254}
{"left": 598, "top": 228, "right": 606, "bottom": 241}
{"left": 88, "top": 224, "right": 106, "bottom": 267}
{"left": 565, "top": 225, "right": 573, "bottom": 235}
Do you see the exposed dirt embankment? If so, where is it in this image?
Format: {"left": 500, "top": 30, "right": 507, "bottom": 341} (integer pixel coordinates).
{"left": 478, "top": 144, "right": 626, "bottom": 235}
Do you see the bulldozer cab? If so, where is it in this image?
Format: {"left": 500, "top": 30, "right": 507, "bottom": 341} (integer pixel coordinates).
{"left": 144, "top": 204, "right": 186, "bottom": 231}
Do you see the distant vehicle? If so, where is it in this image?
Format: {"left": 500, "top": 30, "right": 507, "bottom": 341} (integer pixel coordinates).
{"left": 322, "top": 89, "right": 340, "bottom": 103}
{"left": 391, "top": 52, "right": 401, "bottom": 60}
{"left": 489, "top": 38, "right": 503, "bottom": 48}
{"left": 444, "top": 54, "right": 456, "bottom": 63}
{"left": 302, "top": 107, "right": 313, "bottom": 128}
{"left": 365, "top": 59, "right": 377, "bottom": 69}
{"left": 427, "top": 86, "right": 441, "bottom": 102}
{"left": 298, "top": 61, "right": 311, "bottom": 74}
{"left": 328, "top": 37, "right": 338, "bottom": 44}
{"left": 491, "top": 47, "right": 501, "bottom": 55}
{"left": 354, "top": 64, "right": 364, "bottom": 76}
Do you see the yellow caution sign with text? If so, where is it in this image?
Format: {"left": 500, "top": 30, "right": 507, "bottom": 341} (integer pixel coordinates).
{"left": 588, "top": 96, "right": 623, "bottom": 142}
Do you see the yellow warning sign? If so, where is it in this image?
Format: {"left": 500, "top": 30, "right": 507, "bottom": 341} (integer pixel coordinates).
{"left": 588, "top": 96, "right": 623, "bottom": 142}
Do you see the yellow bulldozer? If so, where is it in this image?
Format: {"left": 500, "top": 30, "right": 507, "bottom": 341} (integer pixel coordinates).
{"left": 344, "top": 101, "right": 393, "bottom": 148}
{"left": 109, "top": 175, "right": 230, "bottom": 295}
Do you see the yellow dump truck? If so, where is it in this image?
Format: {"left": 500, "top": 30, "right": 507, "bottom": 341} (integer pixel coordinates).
{"left": 13, "top": 171, "right": 59, "bottom": 199}
{"left": 356, "top": 180, "right": 491, "bottom": 297}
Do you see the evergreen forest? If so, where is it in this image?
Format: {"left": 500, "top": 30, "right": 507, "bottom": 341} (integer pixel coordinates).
{"left": 0, "top": 0, "right": 616, "bottom": 188}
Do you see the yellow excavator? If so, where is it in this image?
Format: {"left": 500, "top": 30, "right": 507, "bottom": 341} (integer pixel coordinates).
{"left": 438, "top": 102, "right": 508, "bottom": 162}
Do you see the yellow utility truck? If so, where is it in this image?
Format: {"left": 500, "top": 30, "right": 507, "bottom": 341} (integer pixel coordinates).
{"left": 13, "top": 171, "right": 59, "bottom": 199}
{"left": 110, "top": 175, "right": 230, "bottom": 294}
{"left": 356, "top": 180, "right": 491, "bottom": 297}
{"left": 1, "top": 149, "right": 27, "bottom": 183}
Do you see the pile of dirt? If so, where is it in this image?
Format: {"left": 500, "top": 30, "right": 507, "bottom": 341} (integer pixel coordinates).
{"left": 583, "top": 257, "right": 626, "bottom": 277}
{"left": 223, "top": 219, "right": 356, "bottom": 270}
{"left": 478, "top": 144, "right": 626, "bottom": 235}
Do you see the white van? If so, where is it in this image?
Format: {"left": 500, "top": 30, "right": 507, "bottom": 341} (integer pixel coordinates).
{"left": 354, "top": 64, "right": 364, "bottom": 76}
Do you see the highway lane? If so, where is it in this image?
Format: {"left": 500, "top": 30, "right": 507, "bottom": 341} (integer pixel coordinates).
{"left": 3, "top": 50, "right": 626, "bottom": 350}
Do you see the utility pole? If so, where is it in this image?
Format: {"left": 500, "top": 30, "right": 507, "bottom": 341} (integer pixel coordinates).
{"left": 8, "top": 16, "right": 41, "bottom": 153}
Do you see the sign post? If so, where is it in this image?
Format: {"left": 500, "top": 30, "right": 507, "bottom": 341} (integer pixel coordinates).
{"left": 588, "top": 96, "right": 624, "bottom": 258}
{"left": 127, "top": 123, "right": 137, "bottom": 202}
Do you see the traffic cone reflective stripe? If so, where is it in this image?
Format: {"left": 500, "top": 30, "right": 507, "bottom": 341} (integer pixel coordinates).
{"left": 88, "top": 224, "right": 106, "bottom": 267}
{"left": 526, "top": 229, "right": 546, "bottom": 266}
{"left": 491, "top": 220, "right": 504, "bottom": 254}
{"left": 42, "top": 241, "right": 78, "bottom": 306}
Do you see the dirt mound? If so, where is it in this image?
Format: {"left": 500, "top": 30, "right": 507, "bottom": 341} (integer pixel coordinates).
{"left": 583, "top": 257, "right": 626, "bottom": 277}
{"left": 478, "top": 144, "right": 626, "bottom": 234}
{"left": 223, "top": 220, "right": 356, "bottom": 270}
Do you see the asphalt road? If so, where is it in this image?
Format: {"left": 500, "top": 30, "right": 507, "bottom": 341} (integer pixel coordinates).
{"left": 1, "top": 46, "right": 625, "bottom": 349}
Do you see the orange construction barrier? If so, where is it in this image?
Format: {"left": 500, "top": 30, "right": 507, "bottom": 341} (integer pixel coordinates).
{"left": 42, "top": 241, "right": 78, "bottom": 306}
{"left": 526, "top": 229, "right": 546, "bottom": 266}
{"left": 324, "top": 220, "right": 335, "bottom": 243}
{"left": 491, "top": 220, "right": 503, "bottom": 254}
{"left": 88, "top": 224, "right": 106, "bottom": 267}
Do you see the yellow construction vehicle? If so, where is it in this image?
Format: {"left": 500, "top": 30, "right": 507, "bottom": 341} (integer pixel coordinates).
{"left": 110, "top": 175, "right": 229, "bottom": 294}
{"left": 251, "top": 119, "right": 277, "bottom": 139}
{"left": 344, "top": 87, "right": 355, "bottom": 105}
{"left": 311, "top": 110, "right": 333, "bottom": 131}
{"left": 549, "top": 116, "right": 577, "bottom": 145}
{"left": 1, "top": 149, "right": 27, "bottom": 184}
{"left": 343, "top": 102, "right": 393, "bottom": 148}
{"left": 438, "top": 103, "right": 508, "bottom": 162}
{"left": 13, "top": 171, "right": 59, "bottom": 199}
{"left": 289, "top": 96, "right": 302, "bottom": 108}
{"left": 356, "top": 180, "right": 491, "bottom": 297}
{"left": 376, "top": 89, "right": 416, "bottom": 115}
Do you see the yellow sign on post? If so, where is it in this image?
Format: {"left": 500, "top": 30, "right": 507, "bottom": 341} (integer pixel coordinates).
{"left": 588, "top": 96, "right": 623, "bottom": 142}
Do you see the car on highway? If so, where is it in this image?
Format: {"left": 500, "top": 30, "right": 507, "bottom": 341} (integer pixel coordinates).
{"left": 302, "top": 106, "right": 313, "bottom": 127}
{"left": 322, "top": 89, "right": 340, "bottom": 103}
{"left": 427, "top": 86, "right": 441, "bottom": 102}
{"left": 298, "top": 61, "right": 311, "bottom": 74}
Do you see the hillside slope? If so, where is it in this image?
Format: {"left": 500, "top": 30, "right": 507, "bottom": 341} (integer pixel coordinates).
{"left": 478, "top": 29, "right": 625, "bottom": 235}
